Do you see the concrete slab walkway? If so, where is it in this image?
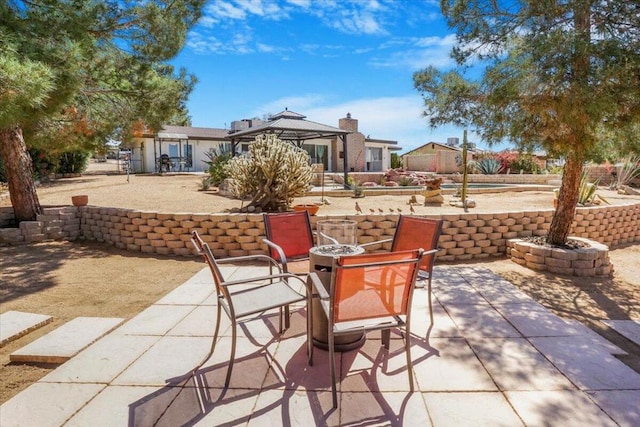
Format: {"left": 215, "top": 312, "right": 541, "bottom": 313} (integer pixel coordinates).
{"left": 1, "top": 265, "right": 639, "bottom": 426}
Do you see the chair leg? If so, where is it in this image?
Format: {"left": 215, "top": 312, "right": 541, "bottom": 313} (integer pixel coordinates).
{"left": 329, "top": 327, "right": 337, "bottom": 408}
{"left": 193, "top": 304, "right": 222, "bottom": 376}
{"left": 428, "top": 276, "right": 434, "bottom": 325}
{"left": 224, "top": 321, "right": 238, "bottom": 388}
{"left": 404, "top": 327, "right": 414, "bottom": 392}
{"left": 284, "top": 304, "right": 291, "bottom": 330}
{"left": 307, "top": 294, "right": 314, "bottom": 366}
{"left": 381, "top": 329, "right": 391, "bottom": 349}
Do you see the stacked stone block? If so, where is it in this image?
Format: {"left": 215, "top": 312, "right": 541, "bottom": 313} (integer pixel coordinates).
{"left": 0, "top": 206, "right": 80, "bottom": 245}
{"left": 508, "top": 237, "right": 613, "bottom": 277}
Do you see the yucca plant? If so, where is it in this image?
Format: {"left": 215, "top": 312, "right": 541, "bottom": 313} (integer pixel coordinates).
{"left": 613, "top": 155, "right": 640, "bottom": 190}
{"left": 578, "top": 169, "right": 609, "bottom": 206}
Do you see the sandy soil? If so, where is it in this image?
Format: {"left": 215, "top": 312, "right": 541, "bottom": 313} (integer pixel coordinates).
{"left": 1, "top": 165, "right": 639, "bottom": 404}
{"left": 3, "top": 169, "right": 638, "bottom": 216}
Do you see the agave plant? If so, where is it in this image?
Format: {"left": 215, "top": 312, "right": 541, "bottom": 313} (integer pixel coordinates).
{"left": 578, "top": 169, "right": 609, "bottom": 206}
{"left": 476, "top": 158, "right": 504, "bottom": 175}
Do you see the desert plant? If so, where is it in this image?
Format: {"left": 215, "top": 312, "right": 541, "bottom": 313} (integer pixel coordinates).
{"left": 397, "top": 176, "right": 413, "bottom": 186}
{"left": 577, "top": 169, "right": 609, "bottom": 206}
{"left": 347, "top": 176, "right": 363, "bottom": 197}
{"left": 203, "top": 144, "right": 232, "bottom": 186}
{"left": 199, "top": 176, "right": 212, "bottom": 191}
{"left": 476, "top": 158, "right": 504, "bottom": 174}
{"left": 225, "top": 134, "right": 314, "bottom": 212}
{"left": 613, "top": 155, "right": 640, "bottom": 189}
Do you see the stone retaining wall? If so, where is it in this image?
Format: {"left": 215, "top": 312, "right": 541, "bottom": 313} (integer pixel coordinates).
{"left": 1, "top": 203, "right": 638, "bottom": 262}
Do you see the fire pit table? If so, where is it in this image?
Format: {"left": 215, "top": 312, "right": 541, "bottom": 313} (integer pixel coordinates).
{"left": 309, "top": 244, "right": 366, "bottom": 351}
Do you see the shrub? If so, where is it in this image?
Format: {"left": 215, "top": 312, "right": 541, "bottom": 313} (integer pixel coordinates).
{"left": 56, "top": 150, "right": 90, "bottom": 174}
{"left": 495, "top": 151, "right": 541, "bottom": 174}
{"left": 203, "top": 144, "right": 232, "bottom": 186}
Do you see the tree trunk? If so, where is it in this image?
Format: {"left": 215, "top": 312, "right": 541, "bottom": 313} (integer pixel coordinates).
{"left": 0, "top": 126, "right": 42, "bottom": 222}
{"left": 547, "top": 155, "right": 582, "bottom": 246}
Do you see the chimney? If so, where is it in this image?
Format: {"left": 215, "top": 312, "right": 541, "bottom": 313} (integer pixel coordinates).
{"left": 339, "top": 112, "right": 358, "bottom": 132}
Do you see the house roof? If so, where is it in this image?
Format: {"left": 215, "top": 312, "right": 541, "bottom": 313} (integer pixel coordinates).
{"left": 401, "top": 141, "right": 463, "bottom": 156}
{"left": 365, "top": 137, "right": 401, "bottom": 151}
{"left": 226, "top": 109, "right": 350, "bottom": 142}
{"left": 156, "top": 125, "right": 228, "bottom": 140}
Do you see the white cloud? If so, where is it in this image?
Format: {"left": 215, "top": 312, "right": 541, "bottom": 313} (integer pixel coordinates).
{"left": 205, "top": 1, "right": 247, "bottom": 20}
{"left": 248, "top": 94, "right": 499, "bottom": 153}
{"left": 370, "top": 34, "right": 457, "bottom": 70}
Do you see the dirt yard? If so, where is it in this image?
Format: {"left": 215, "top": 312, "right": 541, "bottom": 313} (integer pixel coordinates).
{"left": 1, "top": 169, "right": 639, "bottom": 404}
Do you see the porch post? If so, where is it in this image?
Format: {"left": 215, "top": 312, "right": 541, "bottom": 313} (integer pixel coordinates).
{"left": 342, "top": 134, "right": 349, "bottom": 190}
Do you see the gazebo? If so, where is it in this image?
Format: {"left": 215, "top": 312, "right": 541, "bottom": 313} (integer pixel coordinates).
{"left": 226, "top": 109, "right": 352, "bottom": 189}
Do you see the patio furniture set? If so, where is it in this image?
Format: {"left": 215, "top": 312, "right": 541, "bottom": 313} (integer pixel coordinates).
{"left": 189, "top": 211, "right": 443, "bottom": 408}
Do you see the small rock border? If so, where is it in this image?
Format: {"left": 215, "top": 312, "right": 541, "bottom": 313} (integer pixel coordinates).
{"left": 507, "top": 236, "right": 613, "bottom": 277}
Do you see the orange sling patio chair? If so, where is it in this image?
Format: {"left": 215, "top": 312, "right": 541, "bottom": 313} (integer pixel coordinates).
{"left": 190, "top": 230, "right": 312, "bottom": 388}
{"left": 362, "top": 215, "right": 443, "bottom": 322}
{"left": 263, "top": 210, "right": 316, "bottom": 275}
{"left": 308, "top": 249, "right": 425, "bottom": 408}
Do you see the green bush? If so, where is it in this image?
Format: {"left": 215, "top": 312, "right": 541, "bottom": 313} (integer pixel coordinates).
{"left": 203, "top": 144, "right": 232, "bottom": 186}
{"left": 56, "top": 151, "right": 90, "bottom": 174}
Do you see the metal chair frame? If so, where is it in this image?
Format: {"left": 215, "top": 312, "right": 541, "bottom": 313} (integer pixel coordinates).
{"left": 191, "top": 230, "right": 312, "bottom": 388}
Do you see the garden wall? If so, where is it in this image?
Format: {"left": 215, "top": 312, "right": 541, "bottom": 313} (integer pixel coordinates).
{"left": 1, "top": 202, "right": 638, "bottom": 262}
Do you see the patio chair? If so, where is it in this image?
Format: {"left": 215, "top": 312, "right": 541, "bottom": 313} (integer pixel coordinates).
{"left": 190, "top": 230, "right": 312, "bottom": 388}
{"left": 263, "top": 211, "right": 316, "bottom": 275}
{"left": 362, "top": 215, "right": 443, "bottom": 322}
{"left": 308, "top": 249, "right": 425, "bottom": 408}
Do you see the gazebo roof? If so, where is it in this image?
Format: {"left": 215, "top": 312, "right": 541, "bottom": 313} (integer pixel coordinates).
{"left": 226, "top": 109, "right": 351, "bottom": 142}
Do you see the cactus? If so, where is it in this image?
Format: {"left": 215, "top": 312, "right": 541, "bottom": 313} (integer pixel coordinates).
{"left": 225, "top": 134, "right": 314, "bottom": 212}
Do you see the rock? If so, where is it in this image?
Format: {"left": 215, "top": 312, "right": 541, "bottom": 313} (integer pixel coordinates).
{"left": 423, "top": 195, "right": 444, "bottom": 205}
{"left": 619, "top": 185, "right": 640, "bottom": 195}
{"left": 422, "top": 189, "right": 442, "bottom": 199}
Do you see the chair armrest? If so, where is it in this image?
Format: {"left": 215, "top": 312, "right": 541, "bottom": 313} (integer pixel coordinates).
{"left": 222, "top": 272, "right": 307, "bottom": 288}
{"left": 423, "top": 248, "right": 440, "bottom": 256}
{"left": 308, "top": 272, "right": 330, "bottom": 300}
{"left": 217, "top": 254, "right": 282, "bottom": 272}
{"left": 359, "top": 238, "right": 392, "bottom": 248}
{"left": 262, "top": 239, "right": 289, "bottom": 267}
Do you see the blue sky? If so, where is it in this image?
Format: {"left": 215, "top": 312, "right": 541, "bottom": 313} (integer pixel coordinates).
{"left": 173, "top": 0, "right": 504, "bottom": 153}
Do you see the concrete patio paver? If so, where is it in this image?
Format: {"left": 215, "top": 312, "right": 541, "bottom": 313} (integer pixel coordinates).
{"left": 602, "top": 320, "right": 640, "bottom": 345}
{"left": 40, "top": 334, "right": 161, "bottom": 384}
{"left": 0, "top": 310, "right": 53, "bottom": 346}
{"left": 1, "top": 265, "right": 638, "bottom": 426}
{"left": 424, "top": 391, "right": 524, "bottom": 427}
{"left": 10, "top": 316, "right": 124, "bottom": 363}
{"left": 505, "top": 390, "right": 619, "bottom": 427}
{"left": 585, "top": 390, "right": 640, "bottom": 427}
{"left": 0, "top": 383, "right": 105, "bottom": 427}
{"left": 529, "top": 335, "right": 640, "bottom": 390}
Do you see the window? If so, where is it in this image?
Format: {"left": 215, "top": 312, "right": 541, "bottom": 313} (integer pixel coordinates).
{"left": 366, "top": 147, "right": 383, "bottom": 171}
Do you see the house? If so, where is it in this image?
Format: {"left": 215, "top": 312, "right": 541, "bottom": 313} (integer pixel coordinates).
{"left": 401, "top": 138, "right": 476, "bottom": 173}
{"left": 128, "top": 110, "right": 400, "bottom": 174}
